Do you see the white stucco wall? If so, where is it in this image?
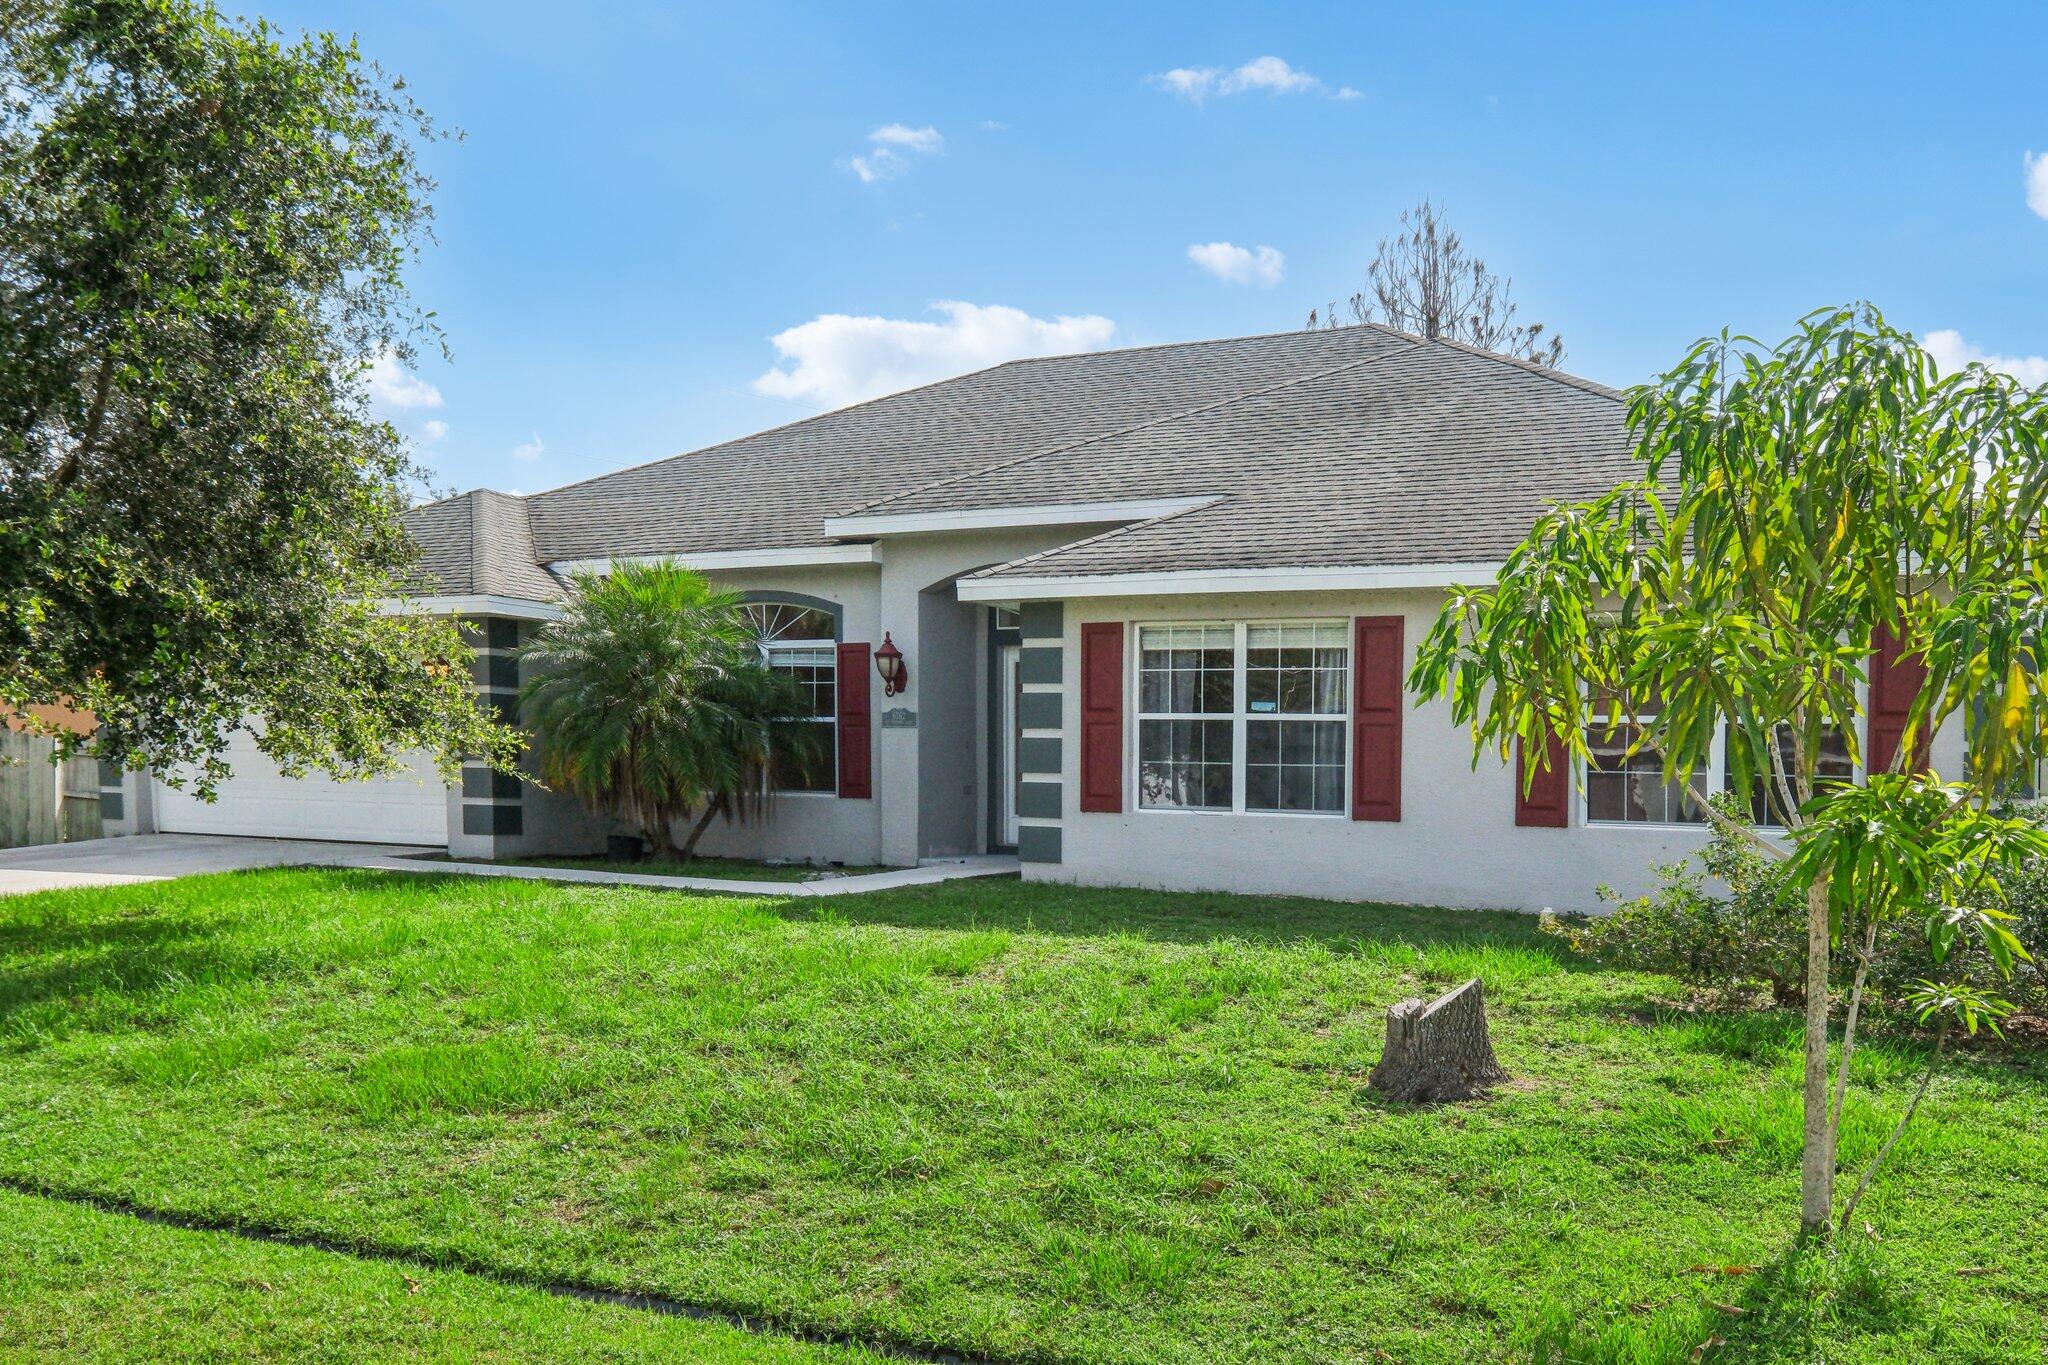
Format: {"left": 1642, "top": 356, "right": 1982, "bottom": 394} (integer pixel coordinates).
{"left": 868, "top": 527, "right": 1121, "bottom": 864}
{"left": 685, "top": 562, "right": 887, "bottom": 866}
{"left": 661, "top": 533, "right": 1117, "bottom": 866}
{"left": 1036, "top": 589, "right": 1968, "bottom": 915}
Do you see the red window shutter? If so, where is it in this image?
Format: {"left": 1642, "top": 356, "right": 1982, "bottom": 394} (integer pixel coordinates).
{"left": 1351, "top": 615, "right": 1404, "bottom": 821}
{"left": 836, "top": 642, "right": 872, "bottom": 799}
{"left": 1514, "top": 730, "right": 1570, "bottom": 828}
{"left": 1867, "top": 624, "right": 1929, "bottom": 775}
{"left": 1079, "top": 622, "right": 1124, "bottom": 813}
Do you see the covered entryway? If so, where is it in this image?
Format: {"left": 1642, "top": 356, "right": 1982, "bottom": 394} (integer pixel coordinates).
{"left": 154, "top": 729, "right": 448, "bottom": 845}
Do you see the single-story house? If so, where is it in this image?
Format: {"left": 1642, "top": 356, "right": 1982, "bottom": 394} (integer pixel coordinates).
{"left": 95, "top": 325, "right": 1959, "bottom": 912}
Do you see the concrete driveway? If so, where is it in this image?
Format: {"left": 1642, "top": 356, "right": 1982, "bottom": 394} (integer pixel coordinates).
{"left": 0, "top": 833, "right": 434, "bottom": 896}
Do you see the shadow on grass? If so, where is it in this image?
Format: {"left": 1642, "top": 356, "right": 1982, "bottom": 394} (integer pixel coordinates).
{"left": 1528, "top": 1238, "right": 1916, "bottom": 1365}
{"left": 0, "top": 872, "right": 363, "bottom": 1037}
{"left": 786, "top": 875, "right": 1596, "bottom": 961}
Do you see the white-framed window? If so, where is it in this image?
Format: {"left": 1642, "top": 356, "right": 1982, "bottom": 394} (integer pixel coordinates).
{"left": 1580, "top": 703, "right": 1863, "bottom": 830}
{"left": 1135, "top": 620, "right": 1350, "bottom": 816}
{"left": 1583, "top": 695, "right": 1708, "bottom": 826}
{"left": 1726, "top": 724, "right": 1855, "bottom": 827}
{"left": 742, "top": 602, "right": 837, "bottom": 793}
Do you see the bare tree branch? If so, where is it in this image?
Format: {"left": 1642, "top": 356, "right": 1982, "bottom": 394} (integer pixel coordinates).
{"left": 1308, "top": 199, "right": 1565, "bottom": 366}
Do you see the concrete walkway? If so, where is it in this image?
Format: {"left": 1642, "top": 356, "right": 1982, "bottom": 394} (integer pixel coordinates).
{"left": 0, "top": 833, "right": 436, "bottom": 896}
{"left": 338, "top": 852, "right": 1021, "bottom": 897}
{"left": 0, "top": 834, "right": 1019, "bottom": 899}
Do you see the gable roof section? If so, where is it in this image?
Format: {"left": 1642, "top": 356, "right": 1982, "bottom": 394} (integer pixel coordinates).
{"left": 961, "top": 339, "right": 1632, "bottom": 582}
{"left": 394, "top": 326, "right": 1639, "bottom": 596}
{"left": 400, "top": 488, "right": 563, "bottom": 601}
{"left": 520, "top": 326, "right": 1406, "bottom": 562}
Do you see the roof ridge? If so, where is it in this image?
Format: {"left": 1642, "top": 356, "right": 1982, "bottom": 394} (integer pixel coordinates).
{"left": 965, "top": 498, "right": 1226, "bottom": 581}
{"left": 463, "top": 488, "right": 487, "bottom": 595}
{"left": 836, "top": 331, "right": 1420, "bottom": 519}
{"left": 986, "top": 320, "right": 1412, "bottom": 370}
{"left": 1419, "top": 334, "right": 1625, "bottom": 401}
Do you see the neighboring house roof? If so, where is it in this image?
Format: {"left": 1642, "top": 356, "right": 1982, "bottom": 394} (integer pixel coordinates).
{"left": 401, "top": 488, "right": 563, "bottom": 601}
{"left": 396, "top": 325, "right": 1641, "bottom": 596}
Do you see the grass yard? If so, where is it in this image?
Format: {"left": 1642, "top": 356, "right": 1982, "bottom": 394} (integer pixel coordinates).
{"left": 0, "top": 870, "right": 2043, "bottom": 1363}
{"left": 0, "top": 1189, "right": 876, "bottom": 1363}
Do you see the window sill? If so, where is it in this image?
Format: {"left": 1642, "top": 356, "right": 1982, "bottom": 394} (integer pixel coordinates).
{"left": 1134, "top": 805, "right": 1347, "bottom": 820}
{"left": 1583, "top": 819, "right": 1712, "bottom": 832}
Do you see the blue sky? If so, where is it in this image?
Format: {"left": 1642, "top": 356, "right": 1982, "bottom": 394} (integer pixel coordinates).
{"left": 267, "top": 1, "right": 2048, "bottom": 497}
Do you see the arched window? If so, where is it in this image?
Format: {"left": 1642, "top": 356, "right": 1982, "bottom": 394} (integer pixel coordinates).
{"left": 743, "top": 601, "right": 838, "bottom": 793}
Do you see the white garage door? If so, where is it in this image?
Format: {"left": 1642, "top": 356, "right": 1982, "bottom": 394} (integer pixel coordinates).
{"left": 155, "top": 729, "right": 448, "bottom": 845}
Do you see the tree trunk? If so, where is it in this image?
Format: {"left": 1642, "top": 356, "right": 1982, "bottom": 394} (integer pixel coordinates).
{"left": 1368, "top": 978, "right": 1509, "bottom": 1103}
{"left": 1799, "top": 877, "right": 1835, "bottom": 1237}
{"left": 640, "top": 798, "right": 685, "bottom": 861}
{"left": 677, "top": 798, "right": 724, "bottom": 862}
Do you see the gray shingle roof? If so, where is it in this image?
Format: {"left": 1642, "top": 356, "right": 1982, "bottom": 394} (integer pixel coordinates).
{"left": 396, "top": 325, "right": 1638, "bottom": 594}
{"left": 400, "top": 489, "right": 563, "bottom": 600}
{"left": 520, "top": 326, "right": 1403, "bottom": 562}
{"left": 966, "top": 337, "right": 1631, "bottom": 579}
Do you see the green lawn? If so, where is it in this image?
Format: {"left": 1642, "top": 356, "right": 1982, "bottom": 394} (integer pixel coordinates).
{"left": 0, "top": 870, "right": 2042, "bottom": 1363}
{"left": 0, "top": 1189, "right": 875, "bottom": 1363}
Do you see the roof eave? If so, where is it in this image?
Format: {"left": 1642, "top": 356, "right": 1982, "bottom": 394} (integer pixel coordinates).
{"left": 955, "top": 561, "right": 1504, "bottom": 603}
{"left": 821, "top": 496, "right": 1220, "bottom": 541}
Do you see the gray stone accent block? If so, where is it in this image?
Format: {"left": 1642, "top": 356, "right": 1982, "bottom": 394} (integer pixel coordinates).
{"left": 1020, "top": 646, "right": 1063, "bottom": 686}
{"left": 1020, "top": 691, "right": 1062, "bottom": 730}
{"left": 462, "top": 767, "right": 523, "bottom": 800}
{"left": 1019, "top": 601, "right": 1064, "bottom": 642}
{"left": 1020, "top": 736, "right": 1062, "bottom": 776}
{"left": 463, "top": 803, "right": 523, "bottom": 836}
{"left": 1017, "top": 780, "right": 1062, "bottom": 820}
{"left": 472, "top": 652, "right": 519, "bottom": 691}
{"left": 1016, "top": 824, "right": 1062, "bottom": 864}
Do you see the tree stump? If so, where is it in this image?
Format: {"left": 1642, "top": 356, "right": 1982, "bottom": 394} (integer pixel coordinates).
{"left": 1367, "top": 977, "right": 1509, "bottom": 1103}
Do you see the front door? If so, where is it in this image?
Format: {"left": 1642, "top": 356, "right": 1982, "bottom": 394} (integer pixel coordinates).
{"left": 998, "top": 644, "right": 1021, "bottom": 846}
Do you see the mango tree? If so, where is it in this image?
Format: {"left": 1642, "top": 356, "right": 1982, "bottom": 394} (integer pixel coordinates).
{"left": 1412, "top": 304, "right": 2048, "bottom": 1238}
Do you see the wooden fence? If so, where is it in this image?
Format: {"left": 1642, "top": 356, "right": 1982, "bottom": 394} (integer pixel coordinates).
{"left": 0, "top": 730, "right": 103, "bottom": 848}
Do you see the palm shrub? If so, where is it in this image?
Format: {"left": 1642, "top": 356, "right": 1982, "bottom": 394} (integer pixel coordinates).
{"left": 517, "top": 564, "right": 821, "bottom": 859}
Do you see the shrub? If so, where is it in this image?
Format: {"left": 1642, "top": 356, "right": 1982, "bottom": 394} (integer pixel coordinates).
{"left": 1543, "top": 795, "right": 2046, "bottom": 1015}
{"left": 1543, "top": 801, "right": 1806, "bottom": 1005}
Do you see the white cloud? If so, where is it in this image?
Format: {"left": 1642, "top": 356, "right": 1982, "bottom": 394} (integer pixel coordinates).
{"left": 366, "top": 346, "right": 443, "bottom": 411}
{"left": 1222, "top": 55, "right": 1319, "bottom": 96}
{"left": 1151, "top": 56, "right": 1352, "bottom": 104}
{"left": 751, "top": 301, "right": 1117, "bottom": 410}
{"left": 979, "top": 119, "right": 1009, "bottom": 132}
{"left": 1923, "top": 328, "right": 2048, "bottom": 389}
{"left": 2027, "top": 151, "right": 2048, "bottom": 221}
{"left": 850, "top": 149, "right": 905, "bottom": 183}
{"left": 871, "top": 123, "right": 942, "bottom": 154}
{"left": 1187, "top": 240, "right": 1286, "bottom": 286}
{"left": 511, "top": 432, "right": 545, "bottom": 462}
{"left": 420, "top": 419, "right": 448, "bottom": 442}
{"left": 1154, "top": 67, "right": 1220, "bottom": 100}
{"left": 849, "top": 124, "right": 943, "bottom": 183}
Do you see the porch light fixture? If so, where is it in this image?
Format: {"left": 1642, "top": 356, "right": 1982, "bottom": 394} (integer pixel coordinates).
{"left": 874, "top": 632, "right": 909, "bottom": 697}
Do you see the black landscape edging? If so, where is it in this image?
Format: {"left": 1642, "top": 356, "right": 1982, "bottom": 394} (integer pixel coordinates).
{"left": 0, "top": 1175, "right": 996, "bottom": 1365}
